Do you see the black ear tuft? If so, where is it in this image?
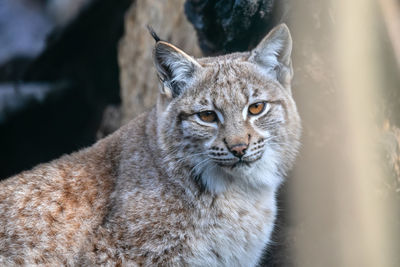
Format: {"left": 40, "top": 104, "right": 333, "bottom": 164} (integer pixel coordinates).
{"left": 153, "top": 42, "right": 201, "bottom": 98}
{"left": 147, "top": 25, "right": 162, "bottom": 43}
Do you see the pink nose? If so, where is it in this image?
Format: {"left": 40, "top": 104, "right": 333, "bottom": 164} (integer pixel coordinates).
{"left": 229, "top": 144, "right": 248, "bottom": 157}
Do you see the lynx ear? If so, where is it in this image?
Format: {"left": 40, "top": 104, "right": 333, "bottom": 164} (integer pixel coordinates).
{"left": 249, "top": 24, "right": 293, "bottom": 87}
{"left": 153, "top": 41, "right": 201, "bottom": 98}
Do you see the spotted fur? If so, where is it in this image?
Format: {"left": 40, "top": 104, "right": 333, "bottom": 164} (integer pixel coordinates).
{"left": 0, "top": 24, "right": 301, "bottom": 266}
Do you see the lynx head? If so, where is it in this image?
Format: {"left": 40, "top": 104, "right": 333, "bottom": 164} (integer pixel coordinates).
{"left": 152, "top": 24, "right": 301, "bottom": 194}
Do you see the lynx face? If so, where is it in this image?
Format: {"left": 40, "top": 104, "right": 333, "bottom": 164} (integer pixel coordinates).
{"left": 154, "top": 25, "right": 301, "bottom": 193}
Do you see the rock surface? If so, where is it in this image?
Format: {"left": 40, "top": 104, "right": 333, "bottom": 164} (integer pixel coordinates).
{"left": 185, "top": 0, "right": 288, "bottom": 55}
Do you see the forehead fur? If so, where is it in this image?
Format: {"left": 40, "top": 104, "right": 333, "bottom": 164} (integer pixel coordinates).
{"left": 178, "top": 52, "right": 287, "bottom": 111}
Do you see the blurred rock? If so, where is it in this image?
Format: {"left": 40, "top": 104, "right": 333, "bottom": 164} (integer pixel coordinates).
{"left": 46, "top": 0, "right": 92, "bottom": 26}
{"left": 0, "top": 0, "right": 132, "bottom": 178}
{"left": 0, "top": 0, "right": 53, "bottom": 63}
{"left": 96, "top": 104, "right": 122, "bottom": 139}
{"left": 0, "top": 81, "right": 95, "bottom": 179}
{"left": 118, "top": 0, "right": 201, "bottom": 123}
{"left": 0, "top": 82, "right": 67, "bottom": 124}
{"left": 0, "top": 56, "right": 32, "bottom": 82}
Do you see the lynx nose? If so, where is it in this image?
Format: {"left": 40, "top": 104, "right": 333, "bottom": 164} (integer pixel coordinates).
{"left": 229, "top": 144, "right": 248, "bottom": 158}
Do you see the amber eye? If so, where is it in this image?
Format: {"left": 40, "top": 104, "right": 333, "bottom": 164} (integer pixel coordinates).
{"left": 198, "top": 111, "right": 218, "bottom": 123}
{"left": 248, "top": 102, "right": 266, "bottom": 115}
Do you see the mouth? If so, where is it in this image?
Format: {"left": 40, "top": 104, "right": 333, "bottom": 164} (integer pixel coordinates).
{"left": 231, "top": 159, "right": 251, "bottom": 169}
{"left": 215, "top": 155, "right": 261, "bottom": 169}
{"left": 211, "top": 151, "right": 264, "bottom": 169}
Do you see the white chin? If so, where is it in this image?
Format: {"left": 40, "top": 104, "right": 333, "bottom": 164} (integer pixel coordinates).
{"left": 198, "top": 149, "right": 281, "bottom": 194}
{"left": 219, "top": 161, "right": 253, "bottom": 176}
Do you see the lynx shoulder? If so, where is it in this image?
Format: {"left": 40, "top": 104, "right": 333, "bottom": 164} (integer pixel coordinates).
{"left": 0, "top": 24, "right": 300, "bottom": 266}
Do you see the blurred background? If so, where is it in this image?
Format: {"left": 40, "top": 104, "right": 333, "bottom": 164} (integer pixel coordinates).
{"left": 0, "top": 0, "right": 399, "bottom": 266}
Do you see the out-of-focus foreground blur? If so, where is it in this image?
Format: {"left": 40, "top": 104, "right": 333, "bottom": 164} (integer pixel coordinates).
{"left": 0, "top": 0, "right": 399, "bottom": 266}
{"left": 290, "top": 0, "right": 400, "bottom": 266}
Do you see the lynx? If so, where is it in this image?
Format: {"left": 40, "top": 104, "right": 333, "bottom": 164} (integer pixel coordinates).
{"left": 0, "top": 24, "right": 300, "bottom": 266}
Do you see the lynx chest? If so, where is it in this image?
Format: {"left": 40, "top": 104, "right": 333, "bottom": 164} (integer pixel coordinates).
{"left": 186, "top": 188, "right": 277, "bottom": 267}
